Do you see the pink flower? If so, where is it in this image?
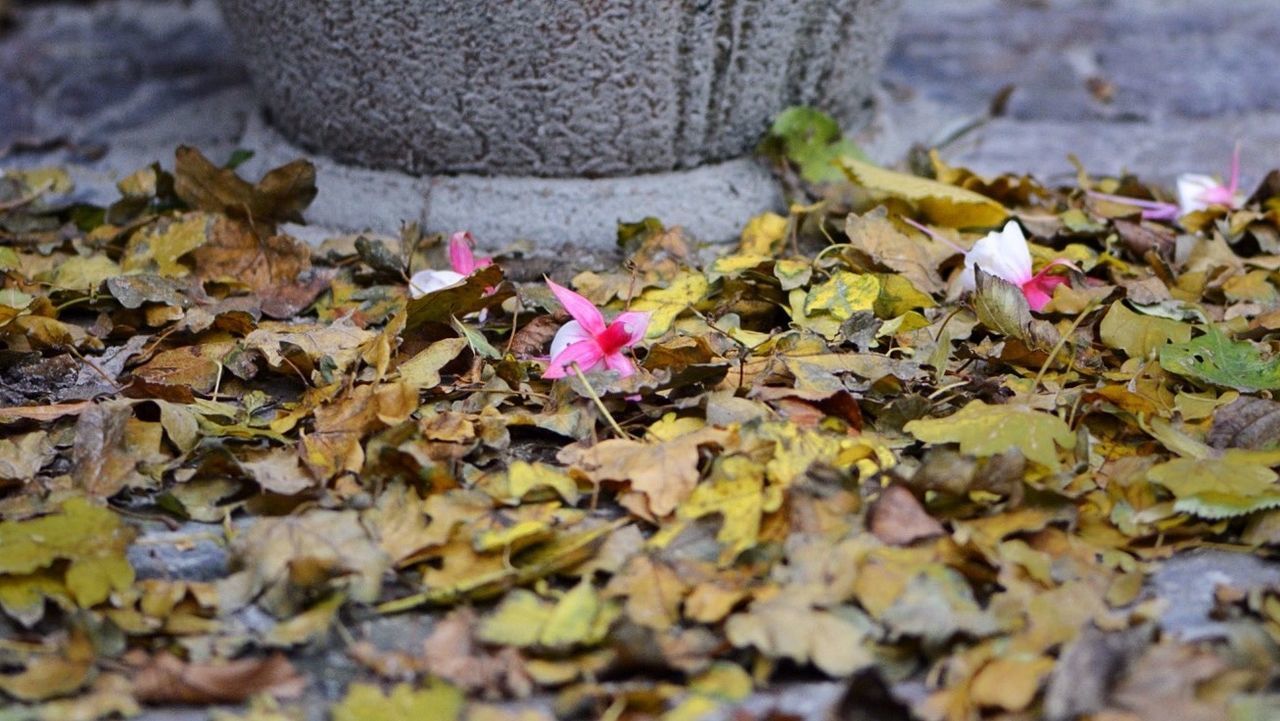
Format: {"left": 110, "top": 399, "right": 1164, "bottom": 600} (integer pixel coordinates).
{"left": 543, "top": 279, "right": 649, "bottom": 379}
{"left": 956, "top": 221, "right": 1074, "bottom": 312}
{"left": 1177, "top": 145, "right": 1245, "bottom": 214}
{"left": 408, "top": 231, "right": 493, "bottom": 299}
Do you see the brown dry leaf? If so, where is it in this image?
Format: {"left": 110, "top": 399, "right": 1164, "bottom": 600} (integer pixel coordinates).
{"left": 559, "top": 427, "right": 729, "bottom": 517}
{"left": 174, "top": 145, "right": 317, "bottom": 228}
{"left": 130, "top": 651, "right": 306, "bottom": 704}
{"left": 868, "top": 485, "right": 945, "bottom": 546}
{"left": 418, "top": 607, "right": 533, "bottom": 698}
{"left": 0, "top": 627, "right": 95, "bottom": 701}
{"left": 0, "top": 401, "right": 93, "bottom": 423}
{"left": 70, "top": 400, "right": 147, "bottom": 497}
{"left": 240, "top": 447, "right": 317, "bottom": 496}
{"left": 131, "top": 345, "right": 223, "bottom": 402}
{"left": 217, "top": 509, "right": 389, "bottom": 616}
{"left": 0, "top": 430, "right": 55, "bottom": 482}
{"left": 846, "top": 207, "right": 949, "bottom": 294}
{"left": 188, "top": 214, "right": 334, "bottom": 318}
{"left": 602, "top": 554, "right": 691, "bottom": 632}
{"left": 301, "top": 381, "right": 416, "bottom": 479}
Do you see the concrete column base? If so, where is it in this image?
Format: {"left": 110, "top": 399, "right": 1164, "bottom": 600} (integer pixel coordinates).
{"left": 237, "top": 114, "right": 783, "bottom": 258}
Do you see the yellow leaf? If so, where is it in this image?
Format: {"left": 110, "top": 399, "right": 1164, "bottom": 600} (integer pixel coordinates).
{"left": 1099, "top": 302, "right": 1194, "bottom": 360}
{"left": 969, "top": 654, "right": 1056, "bottom": 711}
{"left": 0, "top": 497, "right": 135, "bottom": 609}
{"left": 904, "top": 400, "right": 1075, "bottom": 472}
{"left": 122, "top": 212, "right": 210, "bottom": 276}
{"left": 803, "top": 271, "right": 880, "bottom": 321}
{"left": 739, "top": 211, "right": 788, "bottom": 255}
{"left": 839, "top": 157, "right": 1009, "bottom": 229}
{"left": 332, "top": 681, "right": 463, "bottom": 721}
{"left": 629, "top": 272, "right": 709, "bottom": 337}
{"left": 678, "top": 455, "right": 782, "bottom": 565}
{"left": 502, "top": 461, "right": 581, "bottom": 505}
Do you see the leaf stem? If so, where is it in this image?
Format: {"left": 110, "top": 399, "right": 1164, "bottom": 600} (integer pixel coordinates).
{"left": 572, "top": 362, "right": 630, "bottom": 439}
{"left": 1029, "top": 299, "right": 1099, "bottom": 402}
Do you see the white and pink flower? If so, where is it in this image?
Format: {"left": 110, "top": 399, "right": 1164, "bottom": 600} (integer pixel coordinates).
{"left": 544, "top": 280, "right": 649, "bottom": 379}
{"left": 408, "top": 231, "right": 493, "bottom": 298}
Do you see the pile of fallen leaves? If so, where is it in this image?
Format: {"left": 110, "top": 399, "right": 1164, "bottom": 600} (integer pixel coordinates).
{"left": 4, "top": 117, "right": 1280, "bottom": 721}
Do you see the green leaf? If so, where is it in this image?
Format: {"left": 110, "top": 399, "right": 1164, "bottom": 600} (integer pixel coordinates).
{"left": 449, "top": 317, "right": 500, "bottom": 359}
{"left": 839, "top": 157, "right": 1009, "bottom": 229}
{"left": 764, "top": 106, "right": 866, "bottom": 183}
{"left": 904, "top": 400, "right": 1076, "bottom": 472}
{"left": 1159, "top": 326, "right": 1280, "bottom": 392}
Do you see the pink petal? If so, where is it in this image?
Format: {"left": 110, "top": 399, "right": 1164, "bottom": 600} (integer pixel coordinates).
{"left": 449, "top": 231, "right": 477, "bottom": 275}
{"left": 1086, "top": 191, "right": 1181, "bottom": 221}
{"left": 602, "top": 351, "right": 638, "bottom": 378}
{"left": 612, "top": 311, "right": 651, "bottom": 346}
{"left": 546, "top": 279, "right": 606, "bottom": 336}
{"left": 543, "top": 338, "right": 605, "bottom": 379}
{"left": 1021, "top": 270, "right": 1069, "bottom": 312}
{"left": 549, "top": 320, "right": 594, "bottom": 360}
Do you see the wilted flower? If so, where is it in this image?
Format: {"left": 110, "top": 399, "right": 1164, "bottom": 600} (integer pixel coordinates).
{"left": 1177, "top": 145, "right": 1244, "bottom": 214}
{"left": 544, "top": 279, "right": 649, "bottom": 379}
{"left": 957, "top": 220, "right": 1073, "bottom": 311}
{"left": 408, "top": 231, "right": 492, "bottom": 299}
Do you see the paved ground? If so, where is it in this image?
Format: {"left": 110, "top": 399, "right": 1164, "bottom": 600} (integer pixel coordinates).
{"left": 3, "top": 1, "right": 1280, "bottom": 719}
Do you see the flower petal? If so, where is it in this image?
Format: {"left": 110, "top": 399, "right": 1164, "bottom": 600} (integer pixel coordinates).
{"left": 549, "top": 320, "right": 594, "bottom": 360}
{"left": 1177, "top": 174, "right": 1219, "bottom": 214}
{"left": 449, "top": 231, "right": 476, "bottom": 275}
{"left": 602, "top": 351, "right": 638, "bottom": 378}
{"left": 544, "top": 337, "right": 606, "bottom": 379}
{"left": 960, "top": 221, "right": 1033, "bottom": 290}
{"left": 546, "top": 279, "right": 606, "bottom": 335}
{"left": 612, "top": 311, "right": 651, "bottom": 346}
{"left": 409, "top": 269, "right": 465, "bottom": 298}
{"left": 1086, "top": 191, "right": 1181, "bottom": 221}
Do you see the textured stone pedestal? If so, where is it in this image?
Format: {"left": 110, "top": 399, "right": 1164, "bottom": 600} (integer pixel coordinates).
{"left": 213, "top": 0, "right": 902, "bottom": 252}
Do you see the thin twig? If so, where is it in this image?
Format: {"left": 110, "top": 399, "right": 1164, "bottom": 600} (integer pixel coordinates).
{"left": 571, "top": 362, "right": 630, "bottom": 439}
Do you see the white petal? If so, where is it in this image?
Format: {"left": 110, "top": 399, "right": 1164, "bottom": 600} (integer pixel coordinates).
{"left": 408, "top": 269, "right": 465, "bottom": 298}
{"left": 1176, "top": 174, "right": 1218, "bottom": 215}
{"left": 549, "top": 320, "right": 594, "bottom": 359}
{"left": 959, "top": 221, "right": 1033, "bottom": 290}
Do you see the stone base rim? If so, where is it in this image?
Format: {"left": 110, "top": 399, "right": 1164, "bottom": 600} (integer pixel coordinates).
{"left": 237, "top": 114, "right": 784, "bottom": 257}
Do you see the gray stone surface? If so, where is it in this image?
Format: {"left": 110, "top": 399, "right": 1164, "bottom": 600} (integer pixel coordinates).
{"left": 1152, "top": 548, "right": 1280, "bottom": 641}
{"left": 127, "top": 521, "right": 231, "bottom": 582}
{"left": 864, "top": 0, "right": 1280, "bottom": 186}
{"left": 217, "top": 0, "right": 902, "bottom": 177}
{"left": 5, "top": 0, "right": 1280, "bottom": 251}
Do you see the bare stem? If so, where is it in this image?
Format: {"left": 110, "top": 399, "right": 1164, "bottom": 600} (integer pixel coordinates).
{"left": 572, "top": 362, "right": 630, "bottom": 439}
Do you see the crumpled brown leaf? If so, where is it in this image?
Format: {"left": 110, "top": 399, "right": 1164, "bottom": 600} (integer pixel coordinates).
{"left": 174, "top": 145, "right": 316, "bottom": 229}
{"left": 128, "top": 650, "right": 306, "bottom": 704}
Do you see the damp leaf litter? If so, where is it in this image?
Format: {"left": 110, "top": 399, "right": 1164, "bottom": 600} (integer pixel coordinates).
{"left": 3, "top": 114, "right": 1280, "bottom": 720}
